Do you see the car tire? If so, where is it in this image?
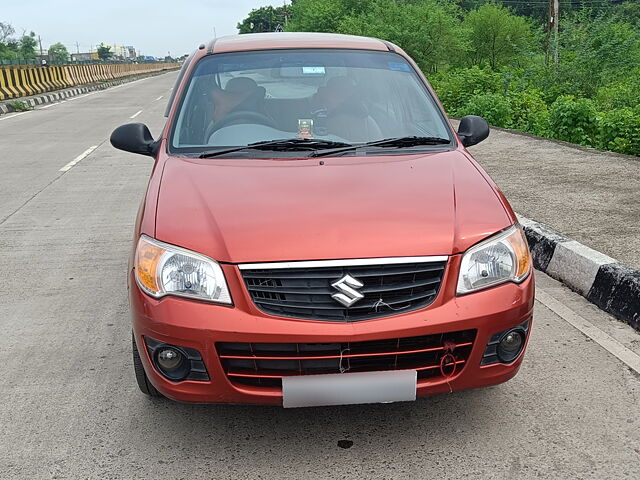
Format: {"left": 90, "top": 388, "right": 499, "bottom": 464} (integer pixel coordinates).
{"left": 132, "top": 333, "right": 162, "bottom": 397}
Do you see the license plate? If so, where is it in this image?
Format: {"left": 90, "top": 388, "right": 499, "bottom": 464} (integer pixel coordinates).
{"left": 282, "top": 370, "right": 417, "bottom": 408}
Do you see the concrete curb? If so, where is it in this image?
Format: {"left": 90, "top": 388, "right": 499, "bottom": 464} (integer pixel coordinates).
{"left": 0, "top": 69, "right": 176, "bottom": 115}
{"left": 518, "top": 214, "right": 640, "bottom": 331}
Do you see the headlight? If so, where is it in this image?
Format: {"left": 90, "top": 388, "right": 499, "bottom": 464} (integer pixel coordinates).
{"left": 457, "top": 225, "right": 531, "bottom": 295}
{"left": 134, "top": 235, "right": 232, "bottom": 304}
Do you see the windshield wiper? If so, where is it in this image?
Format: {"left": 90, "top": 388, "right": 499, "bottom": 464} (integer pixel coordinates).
{"left": 309, "top": 136, "right": 452, "bottom": 158}
{"left": 199, "top": 138, "right": 351, "bottom": 158}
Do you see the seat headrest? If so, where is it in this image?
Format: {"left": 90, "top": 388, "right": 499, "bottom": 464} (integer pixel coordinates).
{"left": 225, "top": 77, "right": 260, "bottom": 94}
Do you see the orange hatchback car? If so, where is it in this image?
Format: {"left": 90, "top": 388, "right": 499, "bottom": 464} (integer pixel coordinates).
{"left": 111, "top": 33, "right": 534, "bottom": 407}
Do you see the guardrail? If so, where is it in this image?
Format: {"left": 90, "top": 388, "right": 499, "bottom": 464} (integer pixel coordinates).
{"left": 0, "top": 62, "right": 180, "bottom": 100}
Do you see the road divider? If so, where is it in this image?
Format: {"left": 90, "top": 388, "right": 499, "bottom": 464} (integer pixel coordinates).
{"left": 0, "top": 69, "right": 175, "bottom": 116}
{"left": 519, "top": 214, "right": 640, "bottom": 332}
{"left": 0, "top": 62, "right": 179, "bottom": 101}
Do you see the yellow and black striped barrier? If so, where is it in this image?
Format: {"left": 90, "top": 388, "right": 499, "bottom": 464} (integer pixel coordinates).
{"left": 0, "top": 62, "right": 180, "bottom": 101}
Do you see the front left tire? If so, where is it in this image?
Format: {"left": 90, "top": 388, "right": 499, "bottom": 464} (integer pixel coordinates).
{"left": 132, "top": 332, "right": 161, "bottom": 397}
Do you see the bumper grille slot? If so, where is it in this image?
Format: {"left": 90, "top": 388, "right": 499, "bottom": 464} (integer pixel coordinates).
{"left": 217, "top": 329, "right": 476, "bottom": 388}
{"left": 241, "top": 260, "right": 447, "bottom": 321}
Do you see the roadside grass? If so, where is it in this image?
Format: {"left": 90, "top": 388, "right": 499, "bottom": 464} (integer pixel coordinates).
{"left": 7, "top": 100, "right": 33, "bottom": 112}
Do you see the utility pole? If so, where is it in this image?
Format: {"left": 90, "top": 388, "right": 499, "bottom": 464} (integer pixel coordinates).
{"left": 546, "top": 0, "right": 560, "bottom": 67}
{"left": 553, "top": 0, "right": 560, "bottom": 66}
{"left": 283, "top": 0, "right": 289, "bottom": 26}
{"left": 38, "top": 35, "right": 43, "bottom": 56}
{"left": 75, "top": 41, "right": 80, "bottom": 54}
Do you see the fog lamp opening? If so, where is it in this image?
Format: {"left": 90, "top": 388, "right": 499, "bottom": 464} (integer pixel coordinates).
{"left": 153, "top": 345, "right": 190, "bottom": 381}
{"left": 497, "top": 329, "right": 525, "bottom": 363}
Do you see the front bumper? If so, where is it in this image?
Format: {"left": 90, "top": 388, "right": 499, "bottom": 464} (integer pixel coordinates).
{"left": 130, "top": 261, "right": 535, "bottom": 404}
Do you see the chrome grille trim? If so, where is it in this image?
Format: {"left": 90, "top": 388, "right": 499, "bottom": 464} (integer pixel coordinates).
{"left": 238, "top": 255, "right": 448, "bottom": 270}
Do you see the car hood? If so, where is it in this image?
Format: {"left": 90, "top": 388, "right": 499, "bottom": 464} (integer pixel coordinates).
{"left": 155, "top": 151, "right": 512, "bottom": 263}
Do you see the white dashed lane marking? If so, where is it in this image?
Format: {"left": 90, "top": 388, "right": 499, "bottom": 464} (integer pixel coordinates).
{"left": 59, "top": 146, "right": 98, "bottom": 172}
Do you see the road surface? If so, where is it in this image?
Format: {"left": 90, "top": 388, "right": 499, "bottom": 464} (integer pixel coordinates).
{"left": 1, "top": 72, "right": 639, "bottom": 479}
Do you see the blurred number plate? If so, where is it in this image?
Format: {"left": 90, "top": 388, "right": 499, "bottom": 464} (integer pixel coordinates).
{"left": 282, "top": 370, "right": 417, "bottom": 408}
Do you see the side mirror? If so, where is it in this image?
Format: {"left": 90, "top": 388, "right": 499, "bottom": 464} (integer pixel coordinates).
{"left": 457, "top": 115, "right": 490, "bottom": 147}
{"left": 110, "top": 123, "right": 159, "bottom": 157}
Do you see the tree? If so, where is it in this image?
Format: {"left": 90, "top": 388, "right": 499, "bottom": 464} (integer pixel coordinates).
{"left": 0, "top": 22, "right": 18, "bottom": 61}
{"left": 337, "top": 0, "right": 466, "bottom": 73}
{"left": 97, "top": 43, "right": 112, "bottom": 60}
{"left": 0, "top": 21, "right": 15, "bottom": 43}
{"left": 613, "top": 0, "right": 640, "bottom": 25}
{"left": 287, "top": 0, "right": 350, "bottom": 32}
{"left": 463, "top": 3, "right": 538, "bottom": 70}
{"left": 237, "top": 6, "right": 287, "bottom": 33}
{"left": 48, "top": 42, "right": 69, "bottom": 63}
{"left": 19, "top": 31, "right": 37, "bottom": 60}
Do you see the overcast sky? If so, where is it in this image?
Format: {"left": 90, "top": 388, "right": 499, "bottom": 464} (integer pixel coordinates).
{"left": 1, "top": 0, "right": 278, "bottom": 57}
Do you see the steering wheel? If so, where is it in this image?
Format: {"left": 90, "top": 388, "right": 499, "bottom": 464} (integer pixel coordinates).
{"left": 205, "top": 111, "right": 277, "bottom": 142}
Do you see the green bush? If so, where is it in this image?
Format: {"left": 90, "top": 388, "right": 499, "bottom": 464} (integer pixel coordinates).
{"left": 458, "top": 93, "right": 513, "bottom": 128}
{"left": 556, "top": 12, "right": 640, "bottom": 98}
{"left": 595, "top": 80, "right": 640, "bottom": 111}
{"left": 547, "top": 95, "right": 598, "bottom": 146}
{"left": 430, "top": 66, "right": 503, "bottom": 114}
{"left": 597, "top": 107, "right": 640, "bottom": 156}
{"left": 508, "top": 89, "right": 549, "bottom": 136}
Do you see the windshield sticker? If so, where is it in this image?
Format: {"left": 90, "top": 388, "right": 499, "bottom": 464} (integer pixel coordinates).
{"left": 302, "top": 66, "right": 326, "bottom": 75}
{"left": 298, "top": 119, "right": 314, "bottom": 139}
{"left": 387, "top": 62, "right": 411, "bottom": 72}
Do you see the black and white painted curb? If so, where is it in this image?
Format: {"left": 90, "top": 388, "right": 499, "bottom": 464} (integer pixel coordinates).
{"left": 0, "top": 70, "right": 176, "bottom": 115}
{"left": 519, "top": 214, "right": 640, "bottom": 331}
{"left": 1, "top": 86, "right": 97, "bottom": 114}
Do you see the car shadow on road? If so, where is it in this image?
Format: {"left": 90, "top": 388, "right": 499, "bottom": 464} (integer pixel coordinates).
{"left": 125, "top": 385, "right": 510, "bottom": 458}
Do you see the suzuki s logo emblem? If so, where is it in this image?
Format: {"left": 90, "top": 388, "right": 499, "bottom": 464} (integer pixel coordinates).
{"left": 331, "top": 274, "right": 364, "bottom": 307}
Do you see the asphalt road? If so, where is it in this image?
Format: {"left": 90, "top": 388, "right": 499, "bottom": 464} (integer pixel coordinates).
{"left": 1, "top": 72, "right": 639, "bottom": 479}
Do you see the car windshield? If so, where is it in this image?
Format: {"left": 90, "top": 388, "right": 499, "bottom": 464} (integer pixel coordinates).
{"left": 169, "top": 49, "right": 453, "bottom": 154}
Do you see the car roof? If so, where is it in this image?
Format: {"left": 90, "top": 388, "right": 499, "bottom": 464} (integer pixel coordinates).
{"left": 207, "top": 32, "right": 390, "bottom": 54}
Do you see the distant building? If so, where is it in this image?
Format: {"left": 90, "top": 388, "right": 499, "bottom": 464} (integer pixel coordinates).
{"left": 124, "top": 46, "right": 136, "bottom": 59}
{"left": 71, "top": 52, "right": 99, "bottom": 62}
{"left": 70, "top": 45, "right": 137, "bottom": 63}
{"left": 104, "top": 44, "right": 137, "bottom": 60}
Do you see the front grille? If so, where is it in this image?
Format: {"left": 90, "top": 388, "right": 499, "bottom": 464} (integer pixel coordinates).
{"left": 217, "top": 329, "right": 476, "bottom": 388}
{"left": 241, "top": 260, "right": 447, "bottom": 321}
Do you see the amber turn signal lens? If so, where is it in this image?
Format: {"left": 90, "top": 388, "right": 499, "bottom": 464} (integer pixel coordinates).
{"left": 135, "top": 237, "right": 167, "bottom": 295}
{"left": 507, "top": 227, "right": 531, "bottom": 280}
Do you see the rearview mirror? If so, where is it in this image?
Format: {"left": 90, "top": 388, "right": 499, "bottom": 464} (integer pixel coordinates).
{"left": 110, "top": 123, "right": 159, "bottom": 157}
{"left": 457, "top": 115, "right": 490, "bottom": 147}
